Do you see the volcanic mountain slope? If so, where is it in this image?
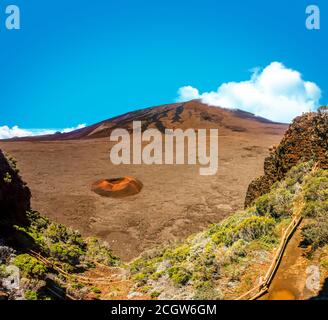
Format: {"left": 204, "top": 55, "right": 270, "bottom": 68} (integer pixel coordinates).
{"left": 0, "top": 101, "right": 287, "bottom": 261}
{"left": 7, "top": 100, "right": 286, "bottom": 141}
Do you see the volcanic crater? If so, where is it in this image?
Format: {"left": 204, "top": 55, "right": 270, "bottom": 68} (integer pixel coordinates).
{"left": 91, "top": 177, "right": 143, "bottom": 198}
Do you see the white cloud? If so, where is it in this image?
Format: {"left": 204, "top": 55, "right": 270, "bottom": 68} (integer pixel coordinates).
{"left": 0, "top": 126, "right": 35, "bottom": 140}
{"left": 61, "top": 123, "right": 86, "bottom": 133}
{"left": 176, "top": 62, "right": 321, "bottom": 123}
{"left": 177, "top": 86, "right": 200, "bottom": 102}
{"left": 0, "top": 124, "right": 86, "bottom": 139}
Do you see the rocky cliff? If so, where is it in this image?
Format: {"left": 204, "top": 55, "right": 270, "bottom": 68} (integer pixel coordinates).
{"left": 0, "top": 150, "right": 30, "bottom": 227}
{"left": 245, "top": 111, "right": 328, "bottom": 208}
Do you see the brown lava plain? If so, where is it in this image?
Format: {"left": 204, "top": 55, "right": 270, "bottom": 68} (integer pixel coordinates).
{"left": 0, "top": 101, "right": 287, "bottom": 261}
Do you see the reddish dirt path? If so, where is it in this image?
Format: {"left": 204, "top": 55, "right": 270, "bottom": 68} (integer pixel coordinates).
{"left": 262, "top": 224, "right": 313, "bottom": 300}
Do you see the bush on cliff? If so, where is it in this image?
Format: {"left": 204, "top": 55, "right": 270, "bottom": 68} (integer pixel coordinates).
{"left": 15, "top": 211, "right": 119, "bottom": 271}
{"left": 13, "top": 254, "right": 47, "bottom": 279}
{"left": 301, "top": 169, "right": 328, "bottom": 250}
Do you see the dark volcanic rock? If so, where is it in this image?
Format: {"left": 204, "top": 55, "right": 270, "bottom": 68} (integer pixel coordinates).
{"left": 0, "top": 150, "right": 30, "bottom": 226}
{"left": 245, "top": 111, "right": 328, "bottom": 208}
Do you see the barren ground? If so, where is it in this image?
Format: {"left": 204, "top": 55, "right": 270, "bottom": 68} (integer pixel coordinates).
{"left": 0, "top": 129, "right": 284, "bottom": 261}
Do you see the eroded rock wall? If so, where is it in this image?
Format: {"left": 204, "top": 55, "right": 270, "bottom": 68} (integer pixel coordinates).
{"left": 245, "top": 111, "right": 328, "bottom": 208}
{"left": 0, "top": 150, "right": 30, "bottom": 226}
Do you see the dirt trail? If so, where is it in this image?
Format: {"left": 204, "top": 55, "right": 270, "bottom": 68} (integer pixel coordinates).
{"left": 262, "top": 223, "right": 313, "bottom": 300}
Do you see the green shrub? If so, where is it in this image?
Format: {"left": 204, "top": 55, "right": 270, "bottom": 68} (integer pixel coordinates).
{"left": 24, "top": 290, "right": 38, "bottom": 300}
{"left": 320, "top": 257, "right": 328, "bottom": 269}
{"left": 255, "top": 194, "right": 270, "bottom": 216}
{"left": 300, "top": 169, "right": 328, "bottom": 251}
{"left": 253, "top": 234, "right": 278, "bottom": 250}
{"left": 193, "top": 283, "right": 223, "bottom": 300}
{"left": 45, "top": 223, "right": 85, "bottom": 248}
{"left": 212, "top": 215, "right": 275, "bottom": 246}
{"left": 302, "top": 218, "right": 328, "bottom": 250}
{"left": 302, "top": 200, "right": 328, "bottom": 218}
{"left": 27, "top": 211, "right": 50, "bottom": 231}
{"left": 192, "top": 261, "right": 219, "bottom": 285}
{"left": 139, "top": 285, "right": 152, "bottom": 293}
{"left": 90, "top": 286, "right": 101, "bottom": 294}
{"left": 3, "top": 172, "right": 12, "bottom": 184}
{"left": 283, "top": 161, "right": 313, "bottom": 187}
{"left": 129, "top": 258, "right": 144, "bottom": 274}
{"left": 49, "top": 242, "right": 84, "bottom": 266}
{"left": 150, "top": 291, "right": 161, "bottom": 298}
{"left": 234, "top": 216, "right": 275, "bottom": 242}
{"left": 17, "top": 212, "right": 119, "bottom": 271}
{"left": 224, "top": 239, "right": 247, "bottom": 263}
{"left": 6, "top": 155, "right": 18, "bottom": 172}
{"left": 303, "top": 172, "right": 328, "bottom": 202}
{"left": 255, "top": 188, "right": 294, "bottom": 218}
{"left": 209, "top": 212, "right": 252, "bottom": 245}
{"left": 167, "top": 266, "right": 191, "bottom": 286}
{"left": 85, "top": 237, "right": 119, "bottom": 266}
{"left": 133, "top": 272, "right": 148, "bottom": 284}
{"left": 150, "top": 271, "right": 164, "bottom": 280}
{"left": 165, "top": 244, "right": 190, "bottom": 263}
{"left": 13, "top": 254, "right": 47, "bottom": 279}
{"left": 71, "top": 282, "right": 84, "bottom": 290}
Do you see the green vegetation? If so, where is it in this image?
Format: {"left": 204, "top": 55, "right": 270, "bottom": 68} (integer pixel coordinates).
{"left": 0, "top": 264, "right": 8, "bottom": 278}
{"left": 24, "top": 290, "right": 39, "bottom": 300}
{"left": 15, "top": 211, "right": 119, "bottom": 271}
{"left": 129, "top": 161, "right": 327, "bottom": 299}
{"left": 255, "top": 188, "right": 294, "bottom": 218}
{"left": 193, "top": 282, "right": 223, "bottom": 300}
{"left": 3, "top": 172, "right": 12, "bottom": 184}
{"left": 150, "top": 291, "right": 161, "bottom": 298}
{"left": 5, "top": 211, "right": 120, "bottom": 300}
{"left": 168, "top": 266, "right": 191, "bottom": 285}
{"left": 300, "top": 169, "right": 328, "bottom": 250}
{"left": 6, "top": 154, "right": 18, "bottom": 171}
{"left": 90, "top": 286, "right": 101, "bottom": 294}
{"left": 210, "top": 215, "right": 275, "bottom": 245}
{"left": 85, "top": 237, "right": 119, "bottom": 266}
{"left": 320, "top": 257, "right": 328, "bottom": 269}
{"left": 13, "top": 254, "right": 47, "bottom": 279}
{"left": 49, "top": 242, "right": 84, "bottom": 267}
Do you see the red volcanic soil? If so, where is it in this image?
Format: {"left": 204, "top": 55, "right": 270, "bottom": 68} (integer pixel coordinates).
{"left": 92, "top": 177, "right": 143, "bottom": 198}
{"left": 0, "top": 101, "right": 288, "bottom": 260}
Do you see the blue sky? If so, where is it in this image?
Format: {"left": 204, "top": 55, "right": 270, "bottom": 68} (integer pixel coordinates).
{"left": 0, "top": 0, "right": 327, "bottom": 136}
